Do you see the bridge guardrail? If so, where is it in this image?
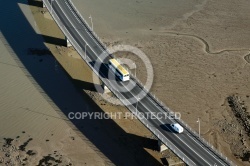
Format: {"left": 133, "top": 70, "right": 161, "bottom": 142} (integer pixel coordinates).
{"left": 43, "top": 0, "right": 235, "bottom": 165}
{"left": 130, "top": 75, "right": 234, "bottom": 165}
{"left": 67, "top": 0, "right": 109, "bottom": 54}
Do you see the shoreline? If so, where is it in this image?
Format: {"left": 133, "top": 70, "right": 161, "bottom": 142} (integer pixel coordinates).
{"left": 24, "top": 0, "right": 178, "bottom": 165}
{"left": 0, "top": 0, "right": 249, "bottom": 165}
{"left": 25, "top": 0, "right": 250, "bottom": 165}
{"left": 68, "top": 0, "right": 250, "bottom": 165}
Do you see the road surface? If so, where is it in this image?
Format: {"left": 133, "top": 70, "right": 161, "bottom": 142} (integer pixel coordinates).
{"left": 43, "top": 0, "right": 233, "bottom": 165}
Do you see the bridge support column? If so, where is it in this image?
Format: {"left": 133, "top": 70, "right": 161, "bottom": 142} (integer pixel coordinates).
{"left": 158, "top": 139, "right": 168, "bottom": 152}
{"left": 101, "top": 81, "right": 110, "bottom": 94}
{"left": 65, "top": 37, "right": 72, "bottom": 47}
{"left": 42, "top": 0, "right": 46, "bottom": 8}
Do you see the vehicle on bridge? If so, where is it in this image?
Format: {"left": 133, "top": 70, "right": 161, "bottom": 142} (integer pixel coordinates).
{"left": 170, "top": 123, "right": 184, "bottom": 133}
{"left": 108, "top": 59, "right": 130, "bottom": 81}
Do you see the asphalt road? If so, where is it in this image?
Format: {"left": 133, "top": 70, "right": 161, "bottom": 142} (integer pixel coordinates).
{"left": 45, "top": 0, "right": 231, "bottom": 165}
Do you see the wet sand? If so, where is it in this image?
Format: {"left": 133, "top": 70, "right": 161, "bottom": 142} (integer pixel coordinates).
{"left": 0, "top": 0, "right": 109, "bottom": 165}
{"left": 0, "top": 0, "right": 171, "bottom": 165}
{"left": 70, "top": 0, "right": 250, "bottom": 165}
{"left": 25, "top": 1, "right": 166, "bottom": 165}
{"left": 1, "top": 0, "right": 250, "bottom": 165}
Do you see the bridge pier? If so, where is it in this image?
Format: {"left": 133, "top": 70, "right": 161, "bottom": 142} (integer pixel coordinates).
{"left": 42, "top": 0, "right": 46, "bottom": 8}
{"left": 158, "top": 139, "right": 168, "bottom": 152}
{"left": 65, "top": 37, "right": 72, "bottom": 47}
{"left": 100, "top": 81, "right": 110, "bottom": 94}
{"left": 101, "top": 83, "right": 110, "bottom": 94}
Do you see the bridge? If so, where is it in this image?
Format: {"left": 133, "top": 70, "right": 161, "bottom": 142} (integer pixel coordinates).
{"left": 42, "top": 0, "right": 235, "bottom": 165}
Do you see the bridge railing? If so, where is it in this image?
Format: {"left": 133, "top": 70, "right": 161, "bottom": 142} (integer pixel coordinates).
{"left": 106, "top": 84, "right": 196, "bottom": 165}
{"left": 43, "top": 0, "right": 235, "bottom": 165}
{"left": 130, "top": 71, "right": 234, "bottom": 165}
{"left": 43, "top": 0, "right": 112, "bottom": 86}
{"left": 67, "top": 0, "right": 108, "bottom": 53}
{"left": 132, "top": 77, "right": 235, "bottom": 165}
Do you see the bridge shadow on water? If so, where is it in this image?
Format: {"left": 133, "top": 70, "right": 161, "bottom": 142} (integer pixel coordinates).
{"left": 72, "top": 79, "right": 99, "bottom": 92}
{"left": 0, "top": 0, "right": 162, "bottom": 165}
{"left": 41, "top": 34, "right": 66, "bottom": 46}
{"left": 27, "top": 0, "right": 43, "bottom": 7}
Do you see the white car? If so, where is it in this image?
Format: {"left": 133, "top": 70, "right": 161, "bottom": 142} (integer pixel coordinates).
{"left": 170, "top": 123, "right": 184, "bottom": 133}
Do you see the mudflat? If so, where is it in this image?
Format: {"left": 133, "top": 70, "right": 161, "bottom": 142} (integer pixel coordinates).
{"left": 71, "top": 0, "right": 250, "bottom": 165}
{"left": 1, "top": 0, "right": 250, "bottom": 165}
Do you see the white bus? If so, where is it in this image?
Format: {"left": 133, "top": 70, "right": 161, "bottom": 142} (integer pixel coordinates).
{"left": 108, "top": 59, "right": 130, "bottom": 81}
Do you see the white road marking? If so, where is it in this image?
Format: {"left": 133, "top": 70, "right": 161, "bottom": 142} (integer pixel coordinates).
{"left": 48, "top": 1, "right": 227, "bottom": 165}
{"left": 56, "top": 0, "right": 100, "bottom": 57}
{"left": 137, "top": 89, "right": 226, "bottom": 165}
{"left": 187, "top": 134, "right": 225, "bottom": 166}
{"left": 137, "top": 99, "right": 211, "bottom": 165}
{"left": 64, "top": 0, "right": 105, "bottom": 53}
